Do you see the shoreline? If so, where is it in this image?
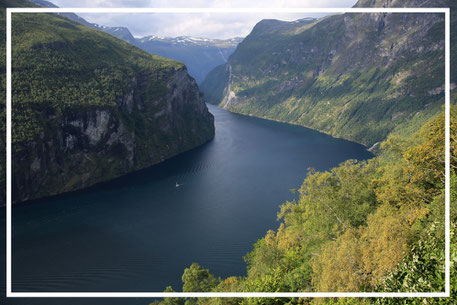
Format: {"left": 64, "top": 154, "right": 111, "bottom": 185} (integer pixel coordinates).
{"left": 208, "top": 103, "right": 374, "bottom": 151}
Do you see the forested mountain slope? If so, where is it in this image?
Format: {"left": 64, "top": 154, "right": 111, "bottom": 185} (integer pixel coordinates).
{"left": 0, "top": 0, "right": 215, "bottom": 203}
{"left": 201, "top": 0, "right": 456, "bottom": 147}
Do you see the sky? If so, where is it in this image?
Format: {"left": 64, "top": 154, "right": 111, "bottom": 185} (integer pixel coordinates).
{"left": 48, "top": 0, "right": 359, "bottom": 39}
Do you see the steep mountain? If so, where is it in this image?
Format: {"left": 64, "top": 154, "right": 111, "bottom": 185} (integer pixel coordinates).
{"left": 201, "top": 0, "right": 456, "bottom": 147}
{"left": 30, "top": 0, "right": 242, "bottom": 83}
{"left": 1, "top": 0, "right": 215, "bottom": 203}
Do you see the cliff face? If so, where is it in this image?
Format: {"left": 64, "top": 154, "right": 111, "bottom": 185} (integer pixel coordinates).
{"left": 13, "top": 67, "right": 214, "bottom": 203}
{"left": 201, "top": 0, "right": 456, "bottom": 147}
{"left": 3, "top": 6, "right": 214, "bottom": 203}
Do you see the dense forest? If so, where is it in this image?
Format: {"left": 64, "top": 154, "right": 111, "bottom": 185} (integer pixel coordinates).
{"left": 151, "top": 106, "right": 456, "bottom": 304}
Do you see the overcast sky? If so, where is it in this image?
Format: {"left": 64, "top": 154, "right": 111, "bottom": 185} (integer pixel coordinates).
{"left": 49, "top": 0, "right": 358, "bottom": 39}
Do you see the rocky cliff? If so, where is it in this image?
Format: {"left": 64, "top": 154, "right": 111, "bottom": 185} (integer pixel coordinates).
{"left": 201, "top": 0, "right": 456, "bottom": 147}
{"left": 1, "top": 2, "right": 214, "bottom": 203}
{"left": 12, "top": 67, "right": 214, "bottom": 203}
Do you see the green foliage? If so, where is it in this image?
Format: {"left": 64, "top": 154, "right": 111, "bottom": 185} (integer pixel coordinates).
{"left": 373, "top": 173, "right": 456, "bottom": 302}
{"left": 237, "top": 159, "right": 379, "bottom": 295}
{"left": 182, "top": 263, "right": 220, "bottom": 292}
{"left": 8, "top": 12, "right": 180, "bottom": 144}
{"left": 152, "top": 107, "right": 456, "bottom": 305}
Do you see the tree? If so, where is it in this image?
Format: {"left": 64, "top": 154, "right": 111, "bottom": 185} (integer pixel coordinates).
{"left": 182, "top": 263, "right": 220, "bottom": 292}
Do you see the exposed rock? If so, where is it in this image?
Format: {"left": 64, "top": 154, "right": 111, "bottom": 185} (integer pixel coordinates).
{"left": 84, "top": 110, "right": 110, "bottom": 145}
{"left": 12, "top": 66, "right": 214, "bottom": 203}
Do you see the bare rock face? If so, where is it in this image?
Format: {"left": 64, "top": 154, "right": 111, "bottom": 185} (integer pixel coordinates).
{"left": 12, "top": 66, "right": 214, "bottom": 203}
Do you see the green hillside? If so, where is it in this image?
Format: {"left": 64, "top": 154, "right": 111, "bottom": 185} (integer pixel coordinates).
{"left": 11, "top": 12, "right": 182, "bottom": 143}
{"left": 0, "top": 0, "right": 215, "bottom": 203}
{"left": 201, "top": 0, "right": 456, "bottom": 147}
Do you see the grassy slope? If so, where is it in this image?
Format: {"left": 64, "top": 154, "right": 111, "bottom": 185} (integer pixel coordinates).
{"left": 201, "top": 1, "right": 456, "bottom": 147}
{"left": 1, "top": 0, "right": 183, "bottom": 145}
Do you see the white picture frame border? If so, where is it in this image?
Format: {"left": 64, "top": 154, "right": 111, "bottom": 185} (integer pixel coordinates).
{"left": 5, "top": 6, "right": 451, "bottom": 298}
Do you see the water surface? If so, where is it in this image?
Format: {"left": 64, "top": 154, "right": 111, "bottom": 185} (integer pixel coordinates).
{"left": 1, "top": 104, "right": 372, "bottom": 304}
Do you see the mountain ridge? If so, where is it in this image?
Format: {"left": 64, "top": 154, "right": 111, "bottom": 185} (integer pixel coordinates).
{"left": 201, "top": 0, "right": 456, "bottom": 147}
{"left": 29, "top": 0, "right": 242, "bottom": 83}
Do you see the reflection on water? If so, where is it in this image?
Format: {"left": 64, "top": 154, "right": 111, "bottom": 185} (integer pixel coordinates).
{"left": 0, "top": 104, "right": 372, "bottom": 304}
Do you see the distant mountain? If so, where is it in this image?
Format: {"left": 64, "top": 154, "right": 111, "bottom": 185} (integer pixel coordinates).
{"left": 30, "top": 0, "right": 137, "bottom": 44}
{"left": 201, "top": 0, "right": 457, "bottom": 147}
{"left": 30, "top": 0, "right": 242, "bottom": 83}
{"left": 136, "top": 36, "right": 243, "bottom": 83}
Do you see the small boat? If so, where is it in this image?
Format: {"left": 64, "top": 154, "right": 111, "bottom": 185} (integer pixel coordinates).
{"left": 175, "top": 182, "right": 181, "bottom": 187}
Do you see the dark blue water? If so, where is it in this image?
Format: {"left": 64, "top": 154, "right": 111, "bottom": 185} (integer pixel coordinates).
{"left": 0, "top": 104, "right": 372, "bottom": 304}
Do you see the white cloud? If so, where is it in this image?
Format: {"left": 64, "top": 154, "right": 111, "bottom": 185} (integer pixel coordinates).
{"left": 49, "top": 0, "right": 358, "bottom": 39}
